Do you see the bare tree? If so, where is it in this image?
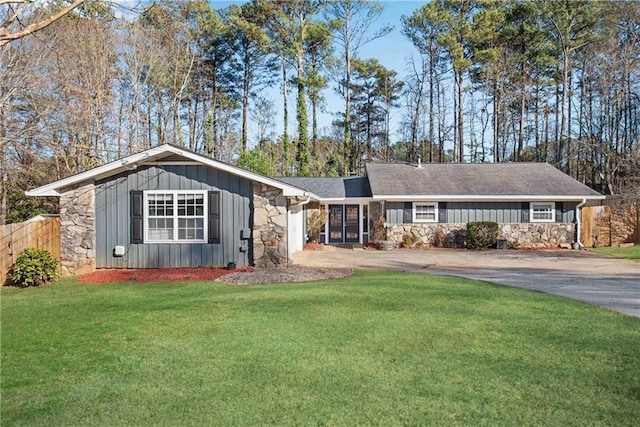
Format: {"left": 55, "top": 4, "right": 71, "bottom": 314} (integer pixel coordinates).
{"left": 325, "top": 0, "right": 392, "bottom": 175}
{"left": 0, "top": 0, "right": 86, "bottom": 47}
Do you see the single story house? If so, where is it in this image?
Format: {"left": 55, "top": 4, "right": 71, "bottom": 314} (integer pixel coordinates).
{"left": 27, "top": 144, "right": 604, "bottom": 275}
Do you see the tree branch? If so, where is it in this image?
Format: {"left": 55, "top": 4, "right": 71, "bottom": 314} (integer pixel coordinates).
{"left": 0, "top": 0, "right": 85, "bottom": 47}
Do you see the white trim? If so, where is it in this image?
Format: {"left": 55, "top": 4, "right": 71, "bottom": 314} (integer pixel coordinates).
{"left": 153, "top": 161, "right": 202, "bottom": 165}
{"left": 360, "top": 203, "right": 369, "bottom": 244}
{"left": 26, "top": 144, "right": 313, "bottom": 198}
{"left": 412, "top": 202, "right": 438, "bottom": 223}
{"left": 373, "top": 195, "right": 605, "bottom": 201}
{"left": 143, "top": 190, "right": 208, "bottom": 243}
{"left": 322, "top": 203, "right": 328, "bottom": 244}
{"left": 530, "top": 202, "right": 555, "bottom": 223}
{"left": 314, "top": 197, "right": 373, "bottom": 203}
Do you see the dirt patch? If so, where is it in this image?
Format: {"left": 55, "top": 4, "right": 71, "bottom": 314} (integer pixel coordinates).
{"left": 78, "top": 267, "right": 252, "bottom": 284}
{"left": 217, "top": 266, "right": 354, "bottom": 285}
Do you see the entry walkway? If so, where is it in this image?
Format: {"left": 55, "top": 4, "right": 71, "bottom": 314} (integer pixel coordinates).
{"left": 294, "top": 248, "right": 640, "bottom": 318}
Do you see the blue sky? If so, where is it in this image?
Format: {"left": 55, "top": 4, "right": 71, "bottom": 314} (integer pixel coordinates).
{"left": 210, "top": 1, "right": 431, "bottom": 146}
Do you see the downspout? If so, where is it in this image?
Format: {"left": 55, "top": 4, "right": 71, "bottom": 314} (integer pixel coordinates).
{"left": 575, "top": 198, "right": 587, "bottom": 249}
{"left": 286, "top": 195, "right": 312, "bottom": 264}
{"left": 296, "top": 195, "right": 312, "bottom": 207}
{"left": 297, "top": 196, "right": 312, "bottom": 250}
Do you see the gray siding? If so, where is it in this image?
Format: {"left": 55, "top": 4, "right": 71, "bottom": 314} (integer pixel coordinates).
{"left": 386, "top": 201, "right": 576, "bottom": 224}
{"left": 386, "top": 202, "right": 406, "bottom": 224}
{"left": 447, "top": 202, "right": 522, "bottom": 223}
{"left": 95, "top": 165, "right": 253, "bottom": 268}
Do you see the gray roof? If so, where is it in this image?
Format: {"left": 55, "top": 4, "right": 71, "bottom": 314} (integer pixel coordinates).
{"left": 275, "top": 176, "right": 372, "bottom": 199}
{"left": 365, "top": 162, "right": 603, "bottom": 198}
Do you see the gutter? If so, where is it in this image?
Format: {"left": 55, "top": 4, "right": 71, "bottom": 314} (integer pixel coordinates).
{"left": 575, "top": 198, "right": 587, "bottom": 248}
{"left": 296, "top": 195, "right": 312, "bottom": 207}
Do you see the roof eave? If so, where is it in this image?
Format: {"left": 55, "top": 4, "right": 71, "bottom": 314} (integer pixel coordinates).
{"left": 315, "top": 197, "right": 373, "bottom": 202}
{"left": 372, "top": 194, "right": 605, "bottom": 201}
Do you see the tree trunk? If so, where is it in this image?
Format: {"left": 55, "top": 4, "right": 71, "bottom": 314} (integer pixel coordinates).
{"left": 282, "top": 56, "right": 289, "bottom": 176}
{"left": 296, "top": 53, "right": 309, "bottom": 176}
{"left": 0, "top": 108, "right": 6, "bottom": 225}
{"left": 242, "top": 48, "right": 250, "bottom": 153}
{"left": 343, "top": 15, "right": 351, "bottom": 176}
{"left": 456, "top": 70, "right": 464, "bottom": 163}
{"left": 518, "top": 90, "right": 525, "bottom": 161}
{"left": 493, "top": 80, "right": 500, "bottom": 163}
{"left": 429, "top": 50, "right": 435, "bottom": 163}
{"left": 560, "top": 51, "right": 570, "bottom": 170}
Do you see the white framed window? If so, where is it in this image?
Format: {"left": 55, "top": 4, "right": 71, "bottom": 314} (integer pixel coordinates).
{"left": 530, "top": 202, "right": 555, "bottom": 222}
{"left": 413, "top": 202, "right": 438, "bottom": 223}
{"left": 144, "top": 190, "right": 207, "bottom": 243}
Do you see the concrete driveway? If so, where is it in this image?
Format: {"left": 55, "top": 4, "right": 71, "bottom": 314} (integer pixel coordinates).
{"left": 293, "top": 248, "right": 640, "bottom": 318}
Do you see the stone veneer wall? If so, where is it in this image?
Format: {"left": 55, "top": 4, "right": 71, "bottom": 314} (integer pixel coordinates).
{"left": 59, "top": 183, "right": 96, "bottom": 276}
{"left": 253, "top": 183, "right": 288, "bottom": 267}
{"left": 388, "top": 222, "right": 576, "bottom": 248}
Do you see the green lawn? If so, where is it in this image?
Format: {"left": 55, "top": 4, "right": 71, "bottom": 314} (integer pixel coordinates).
{"left": 2, "top": 271, "right": 639, "bottom": 426}
{"left": 592, "top": 244, "right": 640, "bottom": 262}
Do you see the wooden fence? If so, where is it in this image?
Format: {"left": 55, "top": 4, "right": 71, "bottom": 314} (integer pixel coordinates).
{"left": 1, "top": 217, "right": 61, "bottom": 285}
{"left": 581, "top": 198, "right": 639, "bottom": 247}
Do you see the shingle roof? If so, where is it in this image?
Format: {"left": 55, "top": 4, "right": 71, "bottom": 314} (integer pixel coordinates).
{"left": 365, "top": 162, "right": 603, "bottom": 199}
{"left": 275, "top": 177, "right": 372, "bottom": 199}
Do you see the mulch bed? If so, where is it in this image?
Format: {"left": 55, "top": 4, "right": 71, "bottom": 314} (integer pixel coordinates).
{"left": 77, "top": 266, "right": 353, "bottom": 285}
{"left": 218, "top": 267, "right": 354, "bottom": 285}
{"left": 78, "top": 267, "right": 253, "bottom": 284}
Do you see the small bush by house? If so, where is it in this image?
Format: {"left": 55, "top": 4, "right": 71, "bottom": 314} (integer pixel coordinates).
{"left": 307, "top": 210, "right": 327, "bottom": 243}
{"left": 8, "top": 248, "right": 59, "bottom": 287}
{"left": 467, "top": 222, "right": 499, "bottom": 249}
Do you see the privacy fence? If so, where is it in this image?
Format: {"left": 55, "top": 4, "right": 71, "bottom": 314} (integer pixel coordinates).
{"left": 1, "top": 217, "right": 61, "bottom": 285}
{"left": 581, "top": 197, "right": 639, "bottom": 247}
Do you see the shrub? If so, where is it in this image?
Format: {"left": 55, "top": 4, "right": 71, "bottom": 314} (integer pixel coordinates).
{"left": 8, "top": 248, "right": 60, "bottom": 287}
{"left": 508, "top": 240, "right": 520, "bottom": 250}
{"left": 371, "top": 216, "right": 387, "bottom": 242}
{"left": 466, "top": 222, "right": 499, "bottom": 249}
{"left": 432, "top": 228, "right": 446, "bottom": 247}
{"left": 402, "top": 233, "right": 420, "bottom": 248}
{"left": 307, "top": 210, "right": 327, "bottom": 243}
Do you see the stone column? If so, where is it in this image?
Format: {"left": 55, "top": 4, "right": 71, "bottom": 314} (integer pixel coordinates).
{"left": 253, "top": 183, "right": 288, "bottom": 267}
{"left": 59, "top": 183, "right": 95, "bottom": 276}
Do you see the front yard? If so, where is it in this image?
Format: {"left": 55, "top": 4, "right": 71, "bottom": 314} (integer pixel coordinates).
{"left": 2, "top": 271, "right": 639, "bottom": 425}
{"left": 592, "top": 244, "right": 640, "bottom": 262}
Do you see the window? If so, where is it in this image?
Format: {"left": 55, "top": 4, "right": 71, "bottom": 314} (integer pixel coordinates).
{"left": 145, "top": 191, "right": 207, "bottom": 242}
{"left": 530, "top": 202, "right": 555, "bottom": 222}
{"left": 413, "top": 202, "right": 438, "bottom": 223}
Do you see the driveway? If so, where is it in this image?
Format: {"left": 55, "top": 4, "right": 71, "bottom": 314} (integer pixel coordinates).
{"left": 293, "top": 248, "right": 640, "bottom": 318}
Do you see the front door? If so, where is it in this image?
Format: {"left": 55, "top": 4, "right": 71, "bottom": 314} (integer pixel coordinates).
{"left": 328, "top": 204, "right": 359, "bottom": 243}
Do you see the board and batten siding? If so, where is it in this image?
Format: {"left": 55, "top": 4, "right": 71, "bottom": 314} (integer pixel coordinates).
{"left": 386, "top": 201, "right": 576, "bottom": 224}
{"left": 95, "top": 164, "right": 252, "bottom": 268}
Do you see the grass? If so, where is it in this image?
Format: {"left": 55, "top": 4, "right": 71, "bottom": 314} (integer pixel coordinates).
{"left": 592, "top": 243, "right": 640, "bottom": 262}
{"left": 2, "top": 271, "right": 639, "bottom": 426}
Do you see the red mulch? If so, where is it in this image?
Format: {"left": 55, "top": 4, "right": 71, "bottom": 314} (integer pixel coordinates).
{"left": 78, "top": 267, "right": 253, "bottom": 284}
{"left": 303, "top": 242, "right": 325, "bottom": 251}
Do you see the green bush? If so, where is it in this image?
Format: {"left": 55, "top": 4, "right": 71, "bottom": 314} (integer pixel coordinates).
{"left": 8, "top": 248, "right": 60, "bottom": 287}
{"left": 466, "top": 222, "right": 499, "bottom": 249}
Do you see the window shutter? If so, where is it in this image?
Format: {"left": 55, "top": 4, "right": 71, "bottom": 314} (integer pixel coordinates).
{"left": 438, "top": 202, "right": 447, "bottom": 223}
{"left": 555, "top": 202, "right": 563, "bottom": 223}
{"left": 208, "top": 191, "right": 220, "bottom": 244}
{"left": 403, "top": 202, "right": 412, "bottom": 223}
{"left": 521, "top": 202, "right": 530, "bottom": 223}
{"left": 130, "top": 190, "right": 144, "bottom": 244}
